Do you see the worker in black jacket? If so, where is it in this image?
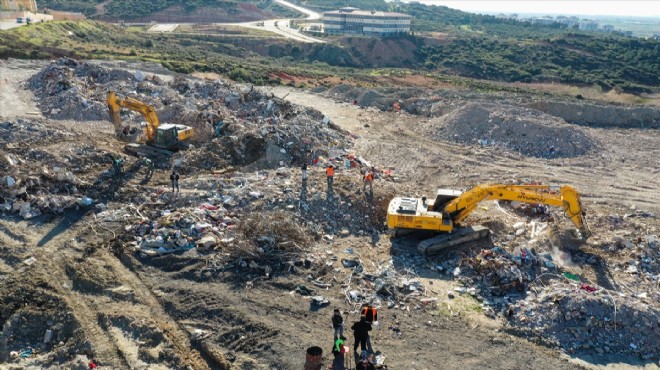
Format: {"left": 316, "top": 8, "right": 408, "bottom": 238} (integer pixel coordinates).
{"left": 170, "top": 170, "right": 180, "bottom": 193}
{"left": 351, "top": 317, "right": 372, "bottom": 354}
{"left": 332, "top": 308, "right": 344, "bottom": 340}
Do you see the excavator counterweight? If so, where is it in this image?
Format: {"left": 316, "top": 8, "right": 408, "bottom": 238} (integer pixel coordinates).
{"left": 387, "top": 184, "right": 590, "bottom": 254}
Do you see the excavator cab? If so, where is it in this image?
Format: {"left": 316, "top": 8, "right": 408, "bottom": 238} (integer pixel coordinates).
{"left": 153, "top": 124, "right": 194, "bottom": 150}
{"left": 431, "top": 189, "right": 462, "bottom": 212}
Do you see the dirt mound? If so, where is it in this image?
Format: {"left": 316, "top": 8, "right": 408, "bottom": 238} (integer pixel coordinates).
{"left": 528, "top": 101, "right": 660, "bottom": 129}
{"left": 507, "top": 289, "right": 659, "bottom": 359}
{"left": 433, "top": 102, "right": 597, "bottom": 158}
{"left": 0, "top": 275, "right": 89, "bottom": 365}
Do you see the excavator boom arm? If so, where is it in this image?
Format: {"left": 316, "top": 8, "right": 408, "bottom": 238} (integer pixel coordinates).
{"left": 444, "top": 184, "right": 590, "bottom": 237}
{"left": 106, "top": 91, "right": 160, "bottom": 141}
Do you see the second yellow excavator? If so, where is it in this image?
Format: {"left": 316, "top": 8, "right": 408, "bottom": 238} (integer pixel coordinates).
{"left": 387, "top": 184, "right": 590, "bottom": 254}
{"left": 107, "top": 91, "right": 194, "bottom": 157}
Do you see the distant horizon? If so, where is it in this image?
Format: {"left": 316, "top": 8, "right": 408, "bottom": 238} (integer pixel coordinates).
{"left": 396, "top": 1, "right": 660, "bottom": 18}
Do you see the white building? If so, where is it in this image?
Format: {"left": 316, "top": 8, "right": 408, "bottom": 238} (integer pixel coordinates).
{"left": 323, "top": 7, "right": 411, "bottom": 36}
{"left": 529, "top": 17, "right": 557, "bottom": 26}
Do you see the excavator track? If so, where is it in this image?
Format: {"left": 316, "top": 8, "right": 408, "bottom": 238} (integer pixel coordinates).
{"left": 124, "top": 143, "right": 173, "bottom": 160}
{"left": 417, "top": 225, "right": 490, "bottom": 255}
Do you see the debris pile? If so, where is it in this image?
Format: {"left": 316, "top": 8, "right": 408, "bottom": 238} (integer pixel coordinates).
{"left": 507, "top": 283, "right": 659, "bottom": 359}
{"left": 452, "top": 219, "right": 660, "bottom": 360}
{"left": 27, "top": 58, "right": 353, "bottom": 169}
{"left": 115, "top": 166, "right": 392, "bottom": 277}
{"left": 433, "top": 102, "right": 597, "bottom": 158}
{"left": 459, "top": 247, "right": 532, "bottom": 299}
{"left": 0, "top": 119, "right": 106, "bottom": 219}
{"left": 27, "top": 58, "right": 133, "bottom": 121}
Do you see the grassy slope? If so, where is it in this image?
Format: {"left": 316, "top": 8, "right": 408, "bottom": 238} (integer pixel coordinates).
{"left": 0, "top": 21, "right": 342, "bottom": 85}
{"left": 38, "top": 0, "right": 296, "bottom": 19}
{"left": 1, "top": 19, "right": 656, "bottom": 101}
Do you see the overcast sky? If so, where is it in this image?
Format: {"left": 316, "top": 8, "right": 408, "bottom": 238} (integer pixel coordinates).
{"left": 412, "top": 1, "right": 660, "bottom": 17}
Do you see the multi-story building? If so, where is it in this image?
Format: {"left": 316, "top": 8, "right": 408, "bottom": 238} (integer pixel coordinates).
{"left": 529, "top": 17, "right": 557, "bottom": 26}
{"left": 323, "top": 7, "right": 411, "bottom": 36}
{"left": 0, "top": 0, "right": 37, "bottom": 11}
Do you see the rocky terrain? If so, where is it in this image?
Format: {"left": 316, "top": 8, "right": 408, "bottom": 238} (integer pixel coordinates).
{"left": 0, "top": 58, "right": 658, "bottom": 369}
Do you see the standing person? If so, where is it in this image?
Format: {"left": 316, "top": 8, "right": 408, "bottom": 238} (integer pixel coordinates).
{"left": 112, "top": 157, "right": 124, "bottom": 177}
{"left": 170, "top": 170, "right": 180, "bottom": 193}
{"left": 331, "top": 336, "right": 348, "bottom": 370}
{"left": 301, "top": 162, "right": 308, "bottom": 182}
{"left": 362, "top": 167, "right": 373, "bottom": 194}
{"left": 361, "top": 304, "right": 378, "bottom": 352}
{"left": 332, "top": 308, "right": 344, "bottom": 340}
{"left": 351, "top": 317, "right": 371, "bottom": 354}
{"left": 325, "top": 164, "right": 334, "bottom": 191}
{"left": 143, "top": 158, "right": 154, "bottom": 179}
{"left": 361, "top": 304, "right": 378, "bottom": 324}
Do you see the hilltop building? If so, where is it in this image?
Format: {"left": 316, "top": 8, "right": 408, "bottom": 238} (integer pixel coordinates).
{"left": 0, "top": 0, "right": 37, "bottom": 11}
{"left": 323, "top": 7, "right": 411, "bottom": 36}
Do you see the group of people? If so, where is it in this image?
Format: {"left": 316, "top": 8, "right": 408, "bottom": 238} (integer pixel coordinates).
{"left": 107, "top": 155, "right": 180, "bottom": 193}
{"left": 302, "top": 161, "right": 377, "bottom": 195}
{"left": 329, "top": 304, "right": 379, "bottom": 370}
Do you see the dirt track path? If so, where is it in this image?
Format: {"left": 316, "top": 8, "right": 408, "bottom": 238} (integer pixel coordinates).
{"left": 0, "top": 60, "right": 44, "bottom": 119}
{"left": 270, "top": 86, "right": 660, "bottom": 214}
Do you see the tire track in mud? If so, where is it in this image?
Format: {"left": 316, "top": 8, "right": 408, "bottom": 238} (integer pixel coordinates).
{"left": 2, "top": 217, "right": 217, "bottom": 370}
{"left": 102, "top": 255, "right": 218, "bottom": 370}
{"left": 28, "top": 231, "right": 129, "bottom": 368}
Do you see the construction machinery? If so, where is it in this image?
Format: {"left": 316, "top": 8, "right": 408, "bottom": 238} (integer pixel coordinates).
{"left": 386, "top": 184, "right": 590, "bottom": 254}
{"left": 107, "top": 91, "right": 193, "bottom": 157}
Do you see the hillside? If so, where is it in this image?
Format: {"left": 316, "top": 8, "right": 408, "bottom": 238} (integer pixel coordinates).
{"left": 38, "top": 0, "right": 297, "bottom": 20}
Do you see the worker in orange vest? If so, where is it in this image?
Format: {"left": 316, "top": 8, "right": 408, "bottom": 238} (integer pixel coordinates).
{"left": 361, "top": 304, "right": 378, "bottom": 352}
{"left": 326, "top": 164, "right": 335, "bottom": 191}
{"left": 362, "top": 167, "right": 374, "bottom": 194}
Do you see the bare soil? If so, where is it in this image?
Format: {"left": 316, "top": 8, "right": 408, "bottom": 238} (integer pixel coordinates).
{"left": 0, "top": 60, "right": 658, "bottom": 370}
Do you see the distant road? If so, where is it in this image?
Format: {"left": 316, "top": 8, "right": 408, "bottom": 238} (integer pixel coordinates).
{"left": 141, "top": 0, "right": 325, "bottom": 43}
{"left": 274, "top": 0, "right": 321, "bottom": 20}
{"left": 237, "top": 0, "right": 325, "bottom": 43}
{"left": 0, "top": 21, "right": 26, "bottom": 31}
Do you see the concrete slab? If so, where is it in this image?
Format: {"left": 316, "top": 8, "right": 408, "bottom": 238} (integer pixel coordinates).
{"left": 147, "top": 23, "right": 179, "bottom": 33}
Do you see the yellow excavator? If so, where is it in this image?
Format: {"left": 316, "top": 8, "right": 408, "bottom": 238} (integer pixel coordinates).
{"left": 387, "top": 184, "right": 590, "bottom": 254}
{"left": 107, "top": 91, "right": 194, "bottom": 157}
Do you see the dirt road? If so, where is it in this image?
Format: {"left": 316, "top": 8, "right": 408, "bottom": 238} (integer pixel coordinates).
{"left": 0, "top": 59, "right": 44, "bottom": 119}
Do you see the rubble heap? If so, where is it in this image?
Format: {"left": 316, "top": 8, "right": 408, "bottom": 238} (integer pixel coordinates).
{"left": 27, "top": 58, "right": 133, "bottom": 121}
{"left": 453, "top": 217, "right": 660, "bottom": 360}
{"left": 114, "top": 166, "right": 393, "bottom": 275}
{"left": 433, "top": 102, "right": 597, "bottom": 158}
{"left": 507, "top": 284, "right": 659, "bottom": 359}
{"left": 27, "top": 58, "right": 353, "bottom": 170}
{"left": 0, "top": 119, "right": 101, "bottom": 219}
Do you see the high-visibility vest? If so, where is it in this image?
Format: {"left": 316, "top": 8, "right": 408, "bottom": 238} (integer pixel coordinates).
{"left": 364, "top": 171, "right": 373, "bottom": 181}
{"left": 326, "top": 167, "right": 334, "bottom": 176}
{"left": 361, "top": 306, "right": 377, "bottom": 322}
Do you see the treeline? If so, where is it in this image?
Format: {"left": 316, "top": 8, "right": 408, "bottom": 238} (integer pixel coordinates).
{"left": 38, "top": 0, "right": 101, "bottom": 15}
{"left": 416, "top": 34, "right": 660, "bottom": 93}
